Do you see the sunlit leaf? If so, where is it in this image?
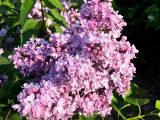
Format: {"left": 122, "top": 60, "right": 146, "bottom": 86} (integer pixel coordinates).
{"left": 156, "top": 100, "right": 160, "bottom": 110}
{"left": 49, "top": 8, "right": 66, "bottom": 27}
{"left": 20, "top": 0, "right": 36, "bottom": 25}
{"left": 111, "top": 102, "right": 126, "bottom": 120}
{"left": 0, "top": 56, "right": 10, "bottom": 65}
{"left": 43, "top": 0, "right": 63, "bottom": 11}
{"left": 8, "top": 113, "right": 23, "bottom": 120}
{"left": 21, "top": 19, "right": 42, "bottom": 44}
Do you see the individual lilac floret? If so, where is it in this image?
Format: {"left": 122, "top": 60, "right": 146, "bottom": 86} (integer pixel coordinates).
{"left": 60, "top": 0, "right": 71, "bottom": 10}
{"left": 9, "top": 38, "right": 56, "bottom": 76}
{"left": 0, "top": 74, "right": 8, "bottom": 87}
{"left": 0, "top": 28, "right": 7, "bottom": 37}
{"left": 28, "top": 0, "right": 42, "bottom": 19}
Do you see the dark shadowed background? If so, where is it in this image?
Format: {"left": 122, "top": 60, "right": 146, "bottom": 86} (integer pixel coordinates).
{"left": 114, "top": 0, "right": 160, "bottom": 106}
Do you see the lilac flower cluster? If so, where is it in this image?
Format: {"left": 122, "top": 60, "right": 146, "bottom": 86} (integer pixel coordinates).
{"left": 28, "top": 0, "right": 49, "bottom": 19}
{"left": 13, "top": 79, "right": 112, "bottom": 120}
{"left": 68, "top": 0, "right": 127, "bottom": 38}
{"left": 63, "top": 8, "right": 80, "bottom": 28}
{"left": 9, "top": 38, "right": 56, "bottom": 76}
{"left": 11, "top": 0, "right": 138, "bottom": 119}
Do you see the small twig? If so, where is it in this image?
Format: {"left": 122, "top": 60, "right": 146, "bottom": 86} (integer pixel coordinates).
{"left": 138, "top": 105, "right": 141, "bottom": 116}
{"left": 4, "top": 109, "right": 12, "bottom": 120}
{"left": 40, "top": 0, "right": 45, "bottom": 24}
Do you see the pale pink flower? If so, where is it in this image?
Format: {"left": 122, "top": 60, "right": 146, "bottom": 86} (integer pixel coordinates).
{"left": 0, "top": 48, "right": 3, "bottom": 55}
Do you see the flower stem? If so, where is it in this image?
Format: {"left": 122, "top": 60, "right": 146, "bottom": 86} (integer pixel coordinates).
{"left": 40, "top": 0, "right": 46, "bottom": 37}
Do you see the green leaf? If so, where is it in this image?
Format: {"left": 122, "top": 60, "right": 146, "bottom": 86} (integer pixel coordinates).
{"left": 79, "top": 115, "right": 85, "bottom": 120}
{"left": 42, "top": 0, "right": 54, "bottom": 9}
{"left": 49, "top": 8, "right": 66, "bottom": 27}
{"left": 0, "top": 0, "right": 16, "bottom": 15}
{"left": 0, "top": 88, "right": 9, "bottom": 98}
{"left": 138, "top": 98, "right": 150, "bottom": 106}
{"left": 20, "top": 0, "right": 36, "bottom": 25}
{"left": 44, "top": 0, "right": 63, "bottom": 11}
{"left": 8, "top": 113, "right": 23, "bottom": 120}
{"left": 0, "top": 56, "right": 10, "bottom": 65}
{"left": 124, "top": 97, "right": 139, "bottom": 106}
{"left": 79, "top": 114, "right": 97, "bottom": 120}
{"left": 112, "top": 91, "right": 124, "bottom": 103}
{"left": 156, "top": 100, "right": 160, "bottom": 110}
{"left": 50, "top": 23, "right": 63, "bottom": 33}
{"left": 87, "top": 114, "right": 97, "bottom": 120}
{"left": 71, "top": 0, "right": 84, "bottom": 8}
{"left": 0, "top": 5, "right": 11, "bottom": 14}
{"left": 0, "top": 116, "right": 3, "bottom": 120}
{"left": 111, "top": 102, "right": 126, "bottom": 120}
{"left": 21, "top": 19, "right": 42, "bottom": 44}
{"left": 0, "top": 104, "right": 7, "bottom": 108}
{"left": 123, "top": 83, "right": 146, "bottom": 99}
{"left": 112, "top": 95, "right": 119, "bottom": 103}
{"left": 11, "top": 21, "right": 20, "bottom": 28}
{"left": 124, "top": 97, "right": 150, "bottom": 106}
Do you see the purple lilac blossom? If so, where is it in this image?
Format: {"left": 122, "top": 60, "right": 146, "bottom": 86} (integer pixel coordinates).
{"left": 12, "top": 0, "right": 138, "bottom": 119}
{"left": 12, "top": 79, "right": 113, "bottom": 119}
{"left": 0, "top": 28, "right": 7, "bottom": 37}
{"left": 12, "top": 80, "right": 77, "bottom": 120}
{"left": 0, "top": 74, "right": 8, "bottom": 87}
{"left": 28, "top": 0, "right": 42, "bottom": 19}
{"left": 9, "top": 38, "right": 57, "bottom": 76}
{"left": 28, "top": 0, "right": 52, "bottom": 29}
{"left": 61, "top": 0, "right": 71, "bottom": 10}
